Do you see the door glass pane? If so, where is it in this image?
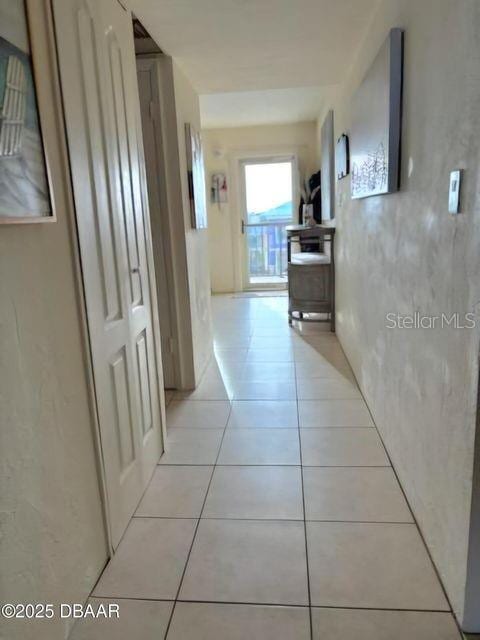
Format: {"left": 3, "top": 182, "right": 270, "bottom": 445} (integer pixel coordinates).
{"left": 244, "top": 161, "right": 293, "bottom": 287}
{"left": 245, "top": 162, "right": 293, "bottom": 224}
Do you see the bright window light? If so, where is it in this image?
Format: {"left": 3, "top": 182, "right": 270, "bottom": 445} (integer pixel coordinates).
{"left": 245, "top": 162, "right": 293, "bottom": 223}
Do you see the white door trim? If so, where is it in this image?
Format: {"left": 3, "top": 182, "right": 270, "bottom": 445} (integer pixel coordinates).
{"left": 136, "top": 54, "right": 197, "bottom": 390}
{"left": 136, "top": 56, "right": 181, "bottom": 390}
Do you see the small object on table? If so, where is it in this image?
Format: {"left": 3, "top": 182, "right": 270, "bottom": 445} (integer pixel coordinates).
{"left": 302, "top": 204, "right": 316, "bottom": 227}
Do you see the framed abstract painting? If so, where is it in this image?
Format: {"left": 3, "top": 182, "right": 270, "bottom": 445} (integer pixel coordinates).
{"left": 0, "top": 0, "right": 54, "bottom": 223}
{"left": 350, "top": 28, "right": 404, "bottom": 199}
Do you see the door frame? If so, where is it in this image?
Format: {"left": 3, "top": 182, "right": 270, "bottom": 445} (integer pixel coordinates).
{"left": 238, "top": 154, "right": 299, "bottom": 291}
{"left": 135, "top": 54, "right": 197, "bottom": 390}
{"left": 136, "top": 56, "right": 181, "bottom": 390}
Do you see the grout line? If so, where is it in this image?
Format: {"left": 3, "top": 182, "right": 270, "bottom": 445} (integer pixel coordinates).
{"left": 293, "top": 351, "right": 314, "bottom": 640}
{"left": 88, "top": 593, "right": 455, "bottom": 615}
{"left": 325, "top": 325, "right": 464, "bottom": 638}
{"left": 351, "top": 369, "right": 457, "bottom": 619}
{"left": 162, "top": 401, "right": 234, "bottom": 639}
{"left": 166, "top": 425, "right": 375, "bottom": 429}
{"left": 133, "top": 515, "right": 304, "bottom": 521}
{"left": 231, "top": 424, "right": 374, "bottom": 428}
{"left": 97, "top": 306, "right": 460, "bottom": 638}
{"left": 90, "top": 453, "right": 167, "bottom": 592}
{"left": 176, "top": 599, "right": 309, "bottom": 609}
{"left": 309, "top": 604, "right": 454, "bottom": 613}
{"left": 132, "top": 515, "right": 415, "bottom": 524}
{"left": 158, "top": 462, "right": 392, "bottom": 468}
{"left": 91, "top": 595, "right": 174, "bottom": 603}
{"left": 174, "top": 599, "right": 453, "bottom": 614}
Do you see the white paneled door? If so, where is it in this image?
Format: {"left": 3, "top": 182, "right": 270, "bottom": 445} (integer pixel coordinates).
{"left": 53, "top": 0, "right": 164, "bottom": 548}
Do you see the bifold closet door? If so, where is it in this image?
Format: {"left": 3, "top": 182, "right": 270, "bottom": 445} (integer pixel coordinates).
{"left": 53, "top": 0, "right": 163, "bottom": 548}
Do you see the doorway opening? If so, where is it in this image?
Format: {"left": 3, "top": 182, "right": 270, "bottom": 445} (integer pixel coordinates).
{"left": 134, "top": 19, "right": 180, "bottom": 392}
{"left": 241, "top": 157, "right": 296, "bottom": 290}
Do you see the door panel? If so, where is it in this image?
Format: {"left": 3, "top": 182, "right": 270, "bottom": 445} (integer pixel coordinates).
{"left": 107, "top": 33, "right": 143, "bottom": 308}
{"left": 105, "top": 10, "right": 163, "bottom": 462}
{"left": 76, "top": 5, "right": 123, "bottom": 324}
{"left": 53, "top": 0, "right": 163, "bottom": 548}
{"left": 136, "top": 330, "right": 153, "bottom": 436}
{"left": 110, "top": 348, "right": 135, "bottom": 471}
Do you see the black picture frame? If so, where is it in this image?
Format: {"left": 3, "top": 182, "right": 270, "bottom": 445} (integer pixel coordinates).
{"left": 336, "top": 133, "right": 349, "bottom": 179}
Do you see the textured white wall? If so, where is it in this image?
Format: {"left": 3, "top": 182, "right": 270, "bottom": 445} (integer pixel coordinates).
{"left": 173, "top": 63, "right": 214, "bottom": 384}
{"left": 203, "top": 122, "right": 318, "bottom": 293}
{"left": 0, "top": 8, "right": 107, "bottom": 637}
{"left": 319, "top": 0, "right": 480, "bottom": 626}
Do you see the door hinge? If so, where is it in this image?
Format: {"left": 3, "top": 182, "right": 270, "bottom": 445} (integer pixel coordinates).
{"left": 168, "top": 336, "right": 176, "bottom": 354}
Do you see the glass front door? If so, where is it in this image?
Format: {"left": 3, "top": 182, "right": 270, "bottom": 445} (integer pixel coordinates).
{"left": 242, "top": 158, "right": 295, "bottom": 288}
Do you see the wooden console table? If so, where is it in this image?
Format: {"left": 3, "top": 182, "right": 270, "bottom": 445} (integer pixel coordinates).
{"left": 286, "top": 224, "right": 336, "bottom": 331}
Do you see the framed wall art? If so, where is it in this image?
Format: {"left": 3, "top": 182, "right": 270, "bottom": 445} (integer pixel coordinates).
{"left": 0, "top": 0, "right": 54, "bottom": 223}
{"left": 336, "top": 133, "right": 349, "bottom": 179}
{"left": 185, "top": 122, "right": 207, "bottom": 229}
{"left": 350, "top": 28, "right": 404, "bottom": 199}
{"left": 320, "top": 109, "right": 335, "bottom": 220}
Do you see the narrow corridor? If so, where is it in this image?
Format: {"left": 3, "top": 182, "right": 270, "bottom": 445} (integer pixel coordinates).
{"left": 73, "top": 295, "right": 461, "bottom": 639}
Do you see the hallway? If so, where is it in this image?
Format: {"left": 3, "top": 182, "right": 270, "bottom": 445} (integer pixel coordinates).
{"left": 3, "top": 2, "right": 480, "bottom": 638}
{"left": 72, "top": 295, "right": 462, "bottom": 639}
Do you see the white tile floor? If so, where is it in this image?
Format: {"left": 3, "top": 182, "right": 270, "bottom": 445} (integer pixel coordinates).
{"left": 71, "top": 295, "right": 462, "bottom": 639}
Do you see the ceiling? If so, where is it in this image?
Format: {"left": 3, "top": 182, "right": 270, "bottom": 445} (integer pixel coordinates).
{"left": 127, "top": 0, "right": 379, "bottom": 127}
{"left": 200, "top": 86, "right": 333, "bottom": 129}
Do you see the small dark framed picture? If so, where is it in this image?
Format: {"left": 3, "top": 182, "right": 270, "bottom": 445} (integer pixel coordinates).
{"left": 336, "top": 133, "right": 349, "bottom": 179}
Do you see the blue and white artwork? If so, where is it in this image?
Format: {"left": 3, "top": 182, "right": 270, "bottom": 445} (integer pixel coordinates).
{"left": 350, "top": 28, "right": 403, "bottom": 199}
{"left": 0, "top": 0, "right": 51, "bottom": 220}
